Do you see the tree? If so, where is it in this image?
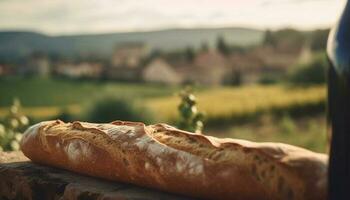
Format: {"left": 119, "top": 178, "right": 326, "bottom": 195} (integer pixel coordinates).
{"left": 287, "top": 52, "right": 327, "bottom": 85}
{"left": 309, "top": 29, "right": 330, "bottom": 52}
{"left": 266, "top": 28, "right": 305, "bottom": 53}
{"left": 143, "top": 49, "right": 162, "bottom": 65}
{"left": 200, "top": 41, "right": 209, "bottom": 52}
{"left": 216, "top": 35, "right": 230, "bottom": 55}
{"left": 185, "top": 47, "right": 195, "bottom": 62}
{"left": 263, "top": 29, "right": 275, "bottom": 46}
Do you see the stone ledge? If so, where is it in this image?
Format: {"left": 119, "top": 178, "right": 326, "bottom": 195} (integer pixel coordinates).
{"left": 0, "top": 151, "right": 194, "bottom": 200}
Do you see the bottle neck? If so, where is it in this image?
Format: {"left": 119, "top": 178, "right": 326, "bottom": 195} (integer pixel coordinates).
{"left": 327, "top": 0, "right": 350, "bottom": 74}
{"left": 338, "top": 1, "right": 350, "bottom": 31}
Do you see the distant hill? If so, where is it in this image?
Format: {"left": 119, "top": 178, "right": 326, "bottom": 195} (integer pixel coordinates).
{"left": 0, "top": 27, "right": 263, "bottom": 61}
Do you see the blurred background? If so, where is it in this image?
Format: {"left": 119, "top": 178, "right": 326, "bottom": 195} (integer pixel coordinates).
{"left": 0, "top": 0, "right": 347, "bottom": 153}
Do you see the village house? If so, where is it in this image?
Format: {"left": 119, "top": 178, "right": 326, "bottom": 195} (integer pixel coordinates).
{"left": 111, "top": 42, "right": 148, "bottom": 68}
{"left": 252, "top": 46, "right": 299, "bottom": 73}
{"left": 182, "top": 50, "right": 228, "bottom": 86}
{"left": 140, "top": 50, "right": 230, "bottom": 86}
{"left": 108, "top": 42, "right": 149, "bottom": 81}
{"left": 55, "top": 62, "right": 103, "bottom": 79}
{"left": 0, "top": 64, "right": 5, "bottom": 76}
{"left": 0, "top": 64, "right": 14, "bottom": 76}
{"left": 105, "top": 41, "right": 307, "bottom": 86}
{"left": 297, "top": 44, "right": 313, "bottom": 64}
{"left": 17, "top": 53, "right": 51, "bottom": 76}
{"left": 0, "top": 64, "right": 13, "bottom": 76}
{"left": 142, "top": 58, "right": 182, "bottom": 85}
{"left": 227, "top": 53, "right": 264, "bottom": 84}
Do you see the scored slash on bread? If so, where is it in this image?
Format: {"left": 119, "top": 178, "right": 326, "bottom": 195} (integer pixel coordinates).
{"left": 20, "top": 120, "right": 328, "bottom": 200}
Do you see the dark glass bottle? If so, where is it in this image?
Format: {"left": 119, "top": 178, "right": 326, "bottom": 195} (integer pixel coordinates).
{"left": 327, "top": 1, "right": 350, "bottom": 199}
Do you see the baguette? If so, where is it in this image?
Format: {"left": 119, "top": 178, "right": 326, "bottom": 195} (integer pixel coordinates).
{"left": 20, "top": 120, "right": 328, "bottom": 200}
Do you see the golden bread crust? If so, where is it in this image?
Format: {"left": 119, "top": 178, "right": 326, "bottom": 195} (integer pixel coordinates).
{"left": 20, "top": 120, "right": 327, "bottom": 200}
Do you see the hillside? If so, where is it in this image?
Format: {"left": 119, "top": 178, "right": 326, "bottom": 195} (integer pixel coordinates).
{"left": 0, "top": 27, "right": 263, "bottom": 61}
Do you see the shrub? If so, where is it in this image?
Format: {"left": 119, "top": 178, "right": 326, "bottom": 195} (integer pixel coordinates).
{"left": 288, "top": 53, "right": 327, "bottom": 85}
{"left": 258, "top": 74, "right": 280, "bottom": 85}
{"left": 83, "top": 96, "right": 154, "bottom": 124}
{"left": 52, "top": 107, "right": 78, "bottom": 122}
{"left": 0, "top": 99, "right": 29, "bottom": 151}
{"left": 177, "top": 87, "right": 205, "bottom": 133}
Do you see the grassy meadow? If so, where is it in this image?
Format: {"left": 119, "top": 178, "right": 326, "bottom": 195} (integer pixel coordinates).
{"left": 0, "top": 77, "right": 180, "bottom": 118}
{"left": 0, "top": 77, "right": 179, "bottom": 107}
{"left": 0, "top": 77, "right": 328, "bottom": 152}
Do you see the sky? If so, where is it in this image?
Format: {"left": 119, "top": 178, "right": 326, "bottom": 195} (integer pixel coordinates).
{"left": 0, "top": 0, "right": 347, "bottom": 35}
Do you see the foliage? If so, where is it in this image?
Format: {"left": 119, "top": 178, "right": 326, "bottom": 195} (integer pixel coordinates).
{"left": 288, "top": 53, "right": 327, "bottom": 85}
{"left": 263, "top": 29, "right": 276, "bottom": 46}
{"left": 52, "top": 107, "right": 77, "bottom": 122}
{"left": 308, "top": 29, "right": 330, "bottom": 52}
{"left": 262, "top": 28, "right": 329, "bottom": 54}
{"left": 263, "top": 28, "right": 306, "bottom": 53}
{"left": 258, "top": 73, "right": 281, "bottom": 85}
{"left": 143, "top": 49, "right": 163, "bottom": 66}
{"left": 83, "top": 96, "right": 154, "bottom": 124}
{"left": 200, "top": 41, "right": 209, "bottom": 52}
{"left": 230, "top": 70, "right": 243, "bottom": 86}
{"left": 185, "top": 47, "right": 195, "bottom": 62}
{"left": 0, "top": 99, "right": 29, "bottom": 151}
{"left": 216, "top": 35, "right": 230, "bottom": 55}
{"left": 177, "top": 87, "right": 205, "bottom": 134}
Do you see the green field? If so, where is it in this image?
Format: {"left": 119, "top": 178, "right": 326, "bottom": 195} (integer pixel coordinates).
{"left": 0, "top": 78, "right": 326, "bottom": 122}
{"left": 0, "top": 77, "right": 179, "bottom": 107}
{"left": 0, "top": 77, "right": 328, "bottom": 152}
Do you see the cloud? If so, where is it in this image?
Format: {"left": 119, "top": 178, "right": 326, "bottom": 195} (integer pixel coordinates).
{"left": 260, "top": 0, "right": 336, "bottom": 7}
{"left": 0, "top": 0, "right": 345, "bottom": 34}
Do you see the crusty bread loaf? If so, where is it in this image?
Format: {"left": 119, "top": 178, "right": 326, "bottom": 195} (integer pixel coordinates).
{"left": 20, "top": 120, "right": 328, "bottom": 200}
